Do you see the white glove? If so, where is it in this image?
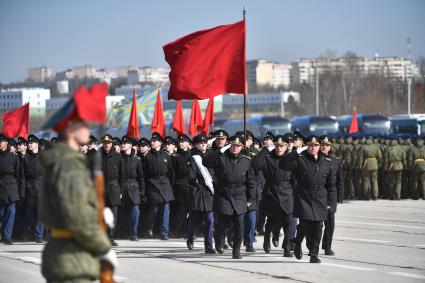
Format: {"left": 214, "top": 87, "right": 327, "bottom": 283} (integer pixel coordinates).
{"left": 99, "top": 249, "right": 118, "bottom": 270}
{"left": 296, "top": 146, "right": 308, "bottom": 154}
{"left": 327, "top": 206, "right": 331, "bottom": 210}
{"left": 247, "top": 202, "right": 252, "bottom": 208}
{"left": 220, "top": 144, "right": 231, "bottom": 153}
{"left": 103, "top": 207, "right": 115, "bottom": 229}
{"left": 207, "top": 138, "right": 216, "bottom": 146}
{"left": 267, "top": 145, "right": 275, "bottom": 152}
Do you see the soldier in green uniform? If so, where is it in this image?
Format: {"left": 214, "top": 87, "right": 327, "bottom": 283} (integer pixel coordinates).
{"left": 407, "top": 137, "right": 425, "bottom": 200}
{"left": 384, "top": 137, "right": 406, "bottom": 200}
{"left": 358, "top": 136, "right": 382, "bottom": 200}
{"left": 352, "top": 136, "right": 363, "bottom": 199}
{"left": 342, "top": 137, "right": 355, "bottom": 200}
{"left": 39, "top": 87, "right": 117, "bottom": 283}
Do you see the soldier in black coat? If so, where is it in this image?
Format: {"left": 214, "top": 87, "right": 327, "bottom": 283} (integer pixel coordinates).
{"left": 170, "top": 134, "right": 192, "bottom": 238}
{"left": 204, "top": 135, "right": 256, "bottom": 259}
{"left": 13, "top": 137, "right": 28, "bottom": 240}
{"left": 100, "top": 134, "right": 125, "bottom": 245}
{"left": 186, "top": 134, "right": 216, "bottom": 253}
{"left": 280, "top": 136, "right": 336, "bottom": 263}
{"left": 0, "top": 134, "right": 21, "bottom": 244}
{"left": 120, "top": 136, "right": 145, "bottom": 241}
{"left": 143, "top": 133, "right": 175, "bottom": 240}
{"left": 21, "top": 134, "right": 45, "bottom": 242}
{"left": 252, "top": 135, "right": 294, "bottom": 257}
{"left": 319, "top": 136, "right": 344, "bottom": 256}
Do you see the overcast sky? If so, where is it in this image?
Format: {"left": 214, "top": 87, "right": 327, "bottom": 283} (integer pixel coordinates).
{"left": 1, "top": 0, "right": 424, "bottom": 83}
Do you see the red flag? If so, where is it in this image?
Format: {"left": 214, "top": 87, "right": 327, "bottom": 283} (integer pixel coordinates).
{"left": 164, "top": 20, "right": 246, "bottom": 100}
{"left": 172, "top": 100, "right": 186, "bottom": 135}
{"left": 202, "top": 98, "right": 214, "bottom": 135}
{"left": 127, "top": 89, "right": 140, "bottom": 138}
{"left": 151, "top": 89, "right": 166, "bottom": 137}
{"left": 189, "top": 100, "right": 203, "bottom": 136}
{"left": 349, "top": 107, "right": 359, "bottom": 134}
{"left": 1, "top": 103, "right": 30, "bottom": 139}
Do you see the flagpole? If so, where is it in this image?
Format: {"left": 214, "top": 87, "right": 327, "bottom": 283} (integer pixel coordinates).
{"left": 243, "top": 6, "right": 247, "bottom": 146}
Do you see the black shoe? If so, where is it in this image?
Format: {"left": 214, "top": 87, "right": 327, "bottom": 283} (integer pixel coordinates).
{"left": 294, "top": 243, "right": 302, "bottom": 260}
{"left": 3, "top": 239, "right": 13, "bottom": 245}
{"left": 324, "top": 249, "right": 335, "bottom": 256}
{"left": 246, "top": 246, "right": 255, "bottom": 253}
{"left": 215, "top": 244, "right": 224, "bottom": 254}
{"left": 257, "top": 229, "right": 265, "bottom": 236}
{"left": 187, "top": 240, "right": 194, "bottom": 250}
{"left": 147, "top": 230, "right": 154, "bottom": 238}
{"left": 111, "top": 240, "right": 118, "bottom": 246}
{"left": 283, "top": 250, "right": 293, "bottom": 257}
{"left": 263, "top": 238, "right": 271, "bottom": 254}
{"left": 205, "top": 248, "right": 217, "bottom": 254}
{"left": 232, "top": 253, "right": 242, "bottom": 259}
{"left": 35, "top": 238, "right": 44, "bottom": 244}
{"left": 161, "top": 235, "right": 169, "bottom": 241}
{"left": 290, "top": 241, "right": 295, "bottom": 251}
{"left": 310, "top": 256, "right": 321, "bottom": 263}
{"left": 130, "top": 236, "right": 139, "bottom": 241}
{"left": 272, "top": 236, "right": 279, "bottom": 248}
{"left": 223, "top": 243, "right": 230, "bottom": 250}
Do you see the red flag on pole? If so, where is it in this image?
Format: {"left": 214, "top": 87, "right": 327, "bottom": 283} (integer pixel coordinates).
{"left": 349, "top": 107, "right": 359, "bottom": 134}
{"left": 202, "top": 98, "right": 214, "bottom": 135}
{"left": 1, "top": 103, "right": 30, "bottom": 139}
{"left": 189, "top": 100, "right": 203, "bottom": 136}
{"left": 151, "top": 89, "right": 166, "bottom": 137}
{"left": 172, "top": 100, "right": 186, "bottom": 135}
{"left": 127, "top": 89, "right": 140, "bottom": 138}
{"left": 163, "top": 20, "right": 246, "bottom": 100}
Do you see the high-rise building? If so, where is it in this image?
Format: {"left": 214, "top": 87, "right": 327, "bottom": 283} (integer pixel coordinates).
{"left": 247, "top": 60, "right": 292, "bottom": 89}
{"left": 27, "top": 67, "right": 53, "bottom": 82}
{"left": 72, "top": 65, "right": 97, "bottom": 79}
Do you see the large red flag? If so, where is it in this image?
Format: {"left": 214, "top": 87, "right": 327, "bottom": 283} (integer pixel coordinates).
{"left": 172, "top": 100, "right": 186, "bottom": 135}
{"left": 164, "top": 20, "right": 246, "bottom": 100}
{"left": 202, "top": 98, "right": 214, "bottom": 135}
{"left": 151, "top": 89, "right": 166, "bottom": 137}
{"left": 189, "top": 100, "right": 203, "bottom": 136}
{"left": 2, "top": 103, "right": 30, "bottom": 139}
{"left": 127, "top": 89, "right": 140, "bottom": 138}
{"left": 349, "top": 107, "right": 359, "bottom": 134}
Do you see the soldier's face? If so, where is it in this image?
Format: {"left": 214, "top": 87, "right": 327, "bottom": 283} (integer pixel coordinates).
{"left": 294, "top": 139, "right": 303, "bottom": 148}
{"left": 17, "top": 144, "right": 27, "bottom": 152}
{"left": 195, "top": 141, "right": 207, "bottom": 153}
{"left": 307, "top": 144, "right": 320, "bottom": 156}
{"left": 230, "top": 144, "right": 242, "bottom": 155}
{"left": 151, "top": 140, "right": 162, "bottom": 150}
{"left": 246, "top": 138, "right": 253, "bottom": 148}
{"left": 215, "top": 138, "right": 226, "bottom": 148}
{"left": 139, "top": 145, "right": 149, "bottom": 154}
{"left": 114, "top": 145, "right": 121, "bottom": 152}
{"left": 178, "top": 141, "right": 189, "bottom": 151}
{"left": 9, "top": 146, "right": 16, "bottom": 153}
{"left": 264, "top": 139, "right": 273, "bottom": 147}
{"left": 275, "top": 144, "right": 287, "bottom": 156}
{"left": 103, "top": 142, "right": 113, "bottom": 152}
{"left": 320, "top": 144, "right": 331, "bottom": 155}
{"left": 288, "top": 142, "right": 294, "bottom": 150}
{"left": 121, "top": 142, "right": 132, "bottom": 152}
{"left": 165, "top": 144, "right": 175, "bottom": 153}
{"left": 28, "top": 141, "right": 39, "bottom": 152}
{"left": 0, "top": 141, "right": 7, "bottom": 151}
{"left": 71, "top": 124, "right": 90, "bottom": 146}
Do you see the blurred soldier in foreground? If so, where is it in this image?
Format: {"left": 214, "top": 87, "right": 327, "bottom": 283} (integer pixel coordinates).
{"left": 39, "top": 112, "right": 117, "bottom": 281}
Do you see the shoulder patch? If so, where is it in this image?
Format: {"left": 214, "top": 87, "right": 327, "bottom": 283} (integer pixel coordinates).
{"left": 241, "top": 154, "right": 251, "bottom": 160}
{"left": 325, "top": 157, "right": 332, "bottom": 162}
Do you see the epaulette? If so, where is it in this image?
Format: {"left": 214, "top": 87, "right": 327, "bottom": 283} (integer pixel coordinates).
{"left": 241, "top": 154, "right": 251, "bottom": 160}
{"left": 325, "top": 157, "right": 332, "bottom": 162}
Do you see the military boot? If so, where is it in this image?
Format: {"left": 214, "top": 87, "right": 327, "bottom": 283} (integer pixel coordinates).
{"left": 263, "top": 233, "right": 271, "bottom": 254}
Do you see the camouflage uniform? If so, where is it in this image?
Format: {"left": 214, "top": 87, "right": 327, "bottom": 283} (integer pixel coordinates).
{"left": 408, "top": 139, "right": 425, "bottom": 199}
{"left": 358, "top": 137, "right": 382, "bottom": 200}
{"left": 352, "top": 138, "right": 364, "bottom": 199}
{"left": 39, "top": 142, "right": 111, "bottom": 282}
{"left": 342, "top": 138, "right": 355, "bottom": 200}
{"left": 384, "top": 139, "right": 406, "bottom": 200}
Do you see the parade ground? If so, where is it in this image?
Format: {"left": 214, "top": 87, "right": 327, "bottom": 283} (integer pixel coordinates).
{"left": 1, "top": 200, "right": 424, "bottom": 283}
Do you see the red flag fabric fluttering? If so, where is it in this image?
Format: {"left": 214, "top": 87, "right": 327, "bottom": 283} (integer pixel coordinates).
{"left": 172, "top": 100, "right": 186, "bottom": 135}
{"left": 164, "top": 20, "right": 246, "bottom": 100}
{"left": 349, "top": 107, "right": 359, "bottom": 134}
{"left": 202, "top": 98, "right": 214, "bottom": 135}
{"left": 127, "top": 89, "right": 140, "bottom": 138}
{"left": 151, "top": 89, "right": 166, "bottom": 137}
{"left": 189, "top": 100, "right": 203, "bottom": 136}
{"left": 1, "top": 103, "right": 30, "bottom": 139}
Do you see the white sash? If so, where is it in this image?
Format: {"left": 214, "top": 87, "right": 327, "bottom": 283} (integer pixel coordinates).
{"left": 192, "top": 155, "right": 214, "bottom": 195}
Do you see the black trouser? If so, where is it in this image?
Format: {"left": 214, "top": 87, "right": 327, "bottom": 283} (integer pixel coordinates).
{"left": 295, "top": 219, "right": 323, "bottom": 257}
{"left": 215, "top": 212, "right": 245, "bottom": 255}
{"left": 265, "top": 207, "right": 292, "bottom": 252}
{"left": 322, "top": 210, "right": 335, "bottom": 251}
{"left": 256, "top": 200, "right": 266, "bottom": 233}
{"left": 170, "top": 201, "right": 189, "bottom": 237}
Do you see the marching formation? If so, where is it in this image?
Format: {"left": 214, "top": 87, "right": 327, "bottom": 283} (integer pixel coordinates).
{"left": 1, "top": 130, "right": 425, "bottom": 264}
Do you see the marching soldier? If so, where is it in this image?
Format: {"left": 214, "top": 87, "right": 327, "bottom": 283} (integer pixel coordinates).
{"left": 0, "top": 134, "right": 21, "bottom": 245}
{"left": 319, "top": 135, "right": 344, "bottom": 256}
{"left": 252, "top": 135, "right": 294, "bottom": 257}
{"left": 144, "top": 133, "right": 175, "bottom": 240}
{"left": 280, "top": 136, "right": 336, "bottom": 263}
{"left": 120, "top": 135, "right": 145, "bottom": 240}
{"left": 408, "top": 137, "right": 425, "bottom": 199}
{"left": 204, "top": 135, "right": 256, "bottom": 259}
{"left": 21, "top": 134, "right": 45, "bottom": 242}
{"left": 384, "top": 137, "right": 406, "bottom": 200}
{"left": 358, "top": 136, "right": 382, "bottom": 200}
{"left": 186, "top": 133, "right": 216, "bottom": 253}
{"left": 101, "top": 134, "right": 125, "bottom": 246}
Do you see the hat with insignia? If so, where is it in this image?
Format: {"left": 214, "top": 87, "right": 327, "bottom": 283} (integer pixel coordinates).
{"left": 28, "top": 134, "right": 40, "bottom": 144}
{"left": 17, "top": 137, "right": 28, "bottom": 146}
{"left": 131, "top": 138, "right": 138, "bottom": 146}
{"left": 319, "top": 135, "right": 332, "bottom": 145}
{"left": 306, "top": 135, "right": 320, "bottom": 146}
{"left": 88, "top": 135, "right": 98, "bottom": 145}
{"left": 0, "top": 133, "right": 9, "bottom": 142}
{"left": 215, "top": 129, "right": 228, "bottom": 140}
{"left": 283, "top": 133, "right": 294, "bottom": 143}
{"left": 151, "top": 132, "right": 163, "bottom": 142}
{"left": 121, "top": 135, "right": 133, "bottom": 145}
{"left": 101, "top": 134, "right": 113, "bottom": 143}
{"left": 193, "top": 133, "right": 208, "bottom": 144}
{"left": 293, "top": 131, "right": 304, "bottom": 141}
{"left": 263, "top": 131, "right": 274, "bottom": 141}
{"left": 8, "top": 138, "right": 17, "bottom": 147}
{"left": 254, "top": 138, "right": 262, "bottom": 146}
{"left": 177, "top": 134, "right": 190, "bottom": 143}
{"left": 229, "top": 135, "right": 245, "bottom": 146}
{"left": 113, "top": 137, "right": 121, "bottom": 146}
{"left": 138, "top": 137, "right": 150, "bottom": 147}
{"left": 164, "top": 136, "right": 177, "bottom": 145}
{"left": 208, "top": 132, "right": 216, "bottom": 139}
{"left": 273, "top": 135, "right": 288, "bottom": 146}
